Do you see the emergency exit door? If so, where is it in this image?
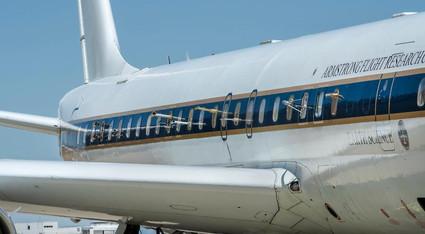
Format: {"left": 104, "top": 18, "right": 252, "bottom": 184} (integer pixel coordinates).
{"left": 374, "top": 74, "right": 395, "bottom": 151}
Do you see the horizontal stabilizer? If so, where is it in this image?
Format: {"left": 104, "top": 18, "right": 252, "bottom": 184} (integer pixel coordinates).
{"left": 0, "top": 111, "right": 76, "bottom": 135}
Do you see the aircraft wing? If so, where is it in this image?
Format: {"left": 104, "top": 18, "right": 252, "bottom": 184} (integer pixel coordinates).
{"left": 0, "top": 160, "right": 323, "bottom": 233}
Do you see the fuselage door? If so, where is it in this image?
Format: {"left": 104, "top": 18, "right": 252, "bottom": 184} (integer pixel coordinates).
{"left": 245, "top": 89, "right": 258, "bottom": 138}
{"left": 220, "top": 93, "right": 232, "bottom": 141}
{"left": 374, "top": 73, "right": 396, "bottom": 151}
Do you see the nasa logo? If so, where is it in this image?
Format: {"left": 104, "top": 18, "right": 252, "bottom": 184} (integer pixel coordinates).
{"left": 398, "top": 120, "right": 410, "bottom": 150}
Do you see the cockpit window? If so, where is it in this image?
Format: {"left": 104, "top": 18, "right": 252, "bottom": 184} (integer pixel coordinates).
{"left": 418, "top": 78, "right": 425, "bottom": 107}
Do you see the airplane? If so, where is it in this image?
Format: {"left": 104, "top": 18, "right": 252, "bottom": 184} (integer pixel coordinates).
{"left": 0, "top": 0, "right": 424, "bottom": 233}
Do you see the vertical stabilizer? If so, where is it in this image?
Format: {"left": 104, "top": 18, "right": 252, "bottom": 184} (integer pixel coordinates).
{"left": 77, "top": 0, "right": 138, "bottom": 83}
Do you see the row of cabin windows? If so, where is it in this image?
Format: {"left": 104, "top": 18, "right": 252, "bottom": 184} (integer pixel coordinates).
{"left": 77, "top": 89, "right": 343, "bottom": 145}
{"left": 73, "top": 77, "right": 425, "bottom": 146}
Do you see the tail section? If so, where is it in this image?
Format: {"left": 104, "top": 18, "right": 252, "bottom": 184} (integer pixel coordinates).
{"left": 77, "top": 0, "right": 138, "bottom": 83}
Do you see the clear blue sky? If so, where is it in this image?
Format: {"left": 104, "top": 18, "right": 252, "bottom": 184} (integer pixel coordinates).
{"left": 0, "top": 0, "right": 424, "bottom": 225}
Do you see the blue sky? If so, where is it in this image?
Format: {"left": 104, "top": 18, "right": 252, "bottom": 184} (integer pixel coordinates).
{"left": 0, "top": 0, "right": 424, "bottom": 225}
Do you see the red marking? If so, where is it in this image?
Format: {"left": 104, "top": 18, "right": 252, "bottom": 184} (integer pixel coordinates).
{"left": 401, "top": 200, "right": 417, "bottom": 219}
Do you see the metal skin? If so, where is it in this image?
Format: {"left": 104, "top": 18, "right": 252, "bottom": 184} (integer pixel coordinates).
{"left": 59, "top": 12, "right": 425, "bottom": 233}
{"left": 1, "top": 1, "right": 425, "bottom": 233}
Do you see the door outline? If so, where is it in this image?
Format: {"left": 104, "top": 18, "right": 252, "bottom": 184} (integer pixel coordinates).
{"left": 245, "top": 89, "right": 258, "bottom": 139}
{"left": 220, "top": 92, "right": 232, "bottom": 141}
{"left": 374, "top": 73, "right": 396, "bottom": 151}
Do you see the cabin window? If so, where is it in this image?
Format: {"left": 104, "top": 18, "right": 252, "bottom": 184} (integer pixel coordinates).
{"left": 83, "top": 124, "right": 89, "bottom": 145}
{"left": 146, "top": 115, "right": 152, "bottom": 136}
{"left": 155, "top": 116, "right": 161, "bottom": 135}
{"left": 126, "top": 118, "right": 132, "bottom": 139}
{"left": 99, "top": 121, "right": 106, "bottom": 142}
{"left": 187, "top": 108, "right": 194, "bottom": 131}
{"left": 198, "top": 110, "right": 205, "bottom": 130}
{"left": 330, "top": 88, "right": 340, "bottom": 116}
{"left": 233, "top": 102, "right": 241, "bottom": 126}
{"left": 259, "top": 99, "right": 266, "bottom": 124}
{"left": 418, "top": 78, "right": 425, "bottom": 107}
{"left": 315, "top": 92, "right": 325, "bottom": 118}
{"left": 300, "top": 92, "right": 309, "bottom": 119}
{"left": 166, "top": 111, "right": 173, "bottom": 134}
{"left": 107, "top": 120, "right": 114, "bottom": 141}
{"left": 221, "top": 103, "right": 230, "bottom": 128}
{"left": 176, "top": 110, "right": 183, "bottom": 133}
{"left": 273, "top": 97, "right": 280, "bottom": 122}
{"left": 286, "top": 95, "right": 295, "bottom": 121}
{"left": 211, "top": 105, "right": 219, "bottom": 128}
{"left": 90, "top": 122, "right": 96, "bottom": 143}
{"left": 117, "top": 119, "right": 123, "bottom": 139}
{"left": 246, "top": 99, "right": 255, "bottom": 125}
{"left": 135, "top": 117, "right": 142, "bottom": 137}
{"left": 77, "top": 126, "right": 82, "bottom": 145}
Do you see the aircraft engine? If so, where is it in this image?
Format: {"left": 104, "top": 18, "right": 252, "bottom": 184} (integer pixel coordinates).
{"left": 0, "top": 209, "right": 16, "bottom": 234}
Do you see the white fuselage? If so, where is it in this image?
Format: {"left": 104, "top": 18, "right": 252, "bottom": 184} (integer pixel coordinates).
{"left": 53, "top": 13, "right": 425, "bottom": 233}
